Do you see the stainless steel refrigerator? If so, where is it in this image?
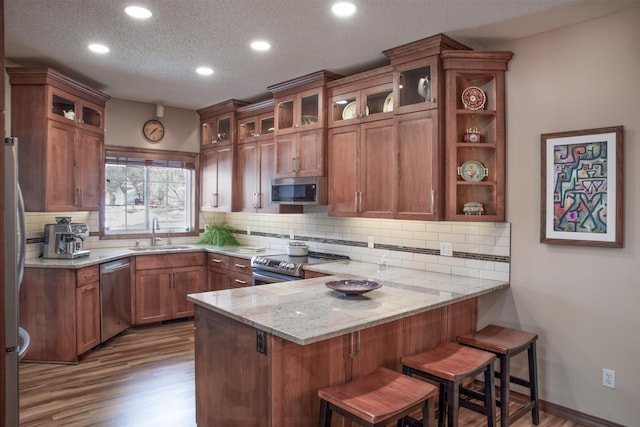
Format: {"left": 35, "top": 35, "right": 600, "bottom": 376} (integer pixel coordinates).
{"left": 4, "top": 137, "right": 31, "bottom": 426}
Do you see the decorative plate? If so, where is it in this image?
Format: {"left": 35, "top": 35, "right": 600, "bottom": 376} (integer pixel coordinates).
{"left": 342, "top": 101, "right": 357, "bottom": 120}
{"left": 326, "top": 279, "right": 382, "bottom": 296}
{"left": 461, "top": 86, "right": 487, "bottom": 110}
{"left": 458, "top": 160, "right": 488, "bottom": 181}
{"left": 383, "top": 93, "right": 393, "bottom": 112}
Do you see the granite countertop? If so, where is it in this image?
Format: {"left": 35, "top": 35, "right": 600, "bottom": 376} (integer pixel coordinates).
{"left": 24, "top": 245, "right": 279, "bottom": 269}
{"left": 188, "top": 262, "right": 509, "bottom": 345}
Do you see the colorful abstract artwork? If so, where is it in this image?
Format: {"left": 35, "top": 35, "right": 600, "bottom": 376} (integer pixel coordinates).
{"left": 552, "top": 141, "right": 608, "bottom": 234}
{"left": 541, "top": 126, "right": 623, "bottom": 247}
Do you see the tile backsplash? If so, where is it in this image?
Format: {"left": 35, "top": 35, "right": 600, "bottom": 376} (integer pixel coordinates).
{"left": 25, "top": 208, "right": 510, "bottom": 281}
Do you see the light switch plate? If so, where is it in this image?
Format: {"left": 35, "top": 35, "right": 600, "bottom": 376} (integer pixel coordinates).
{"left": 440, "top": 242, "right": 453, "bottom": 257}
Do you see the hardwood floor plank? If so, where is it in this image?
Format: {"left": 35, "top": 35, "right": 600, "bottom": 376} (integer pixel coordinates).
{"left": 19, "top": 319, "right": 578, "bottom": 427}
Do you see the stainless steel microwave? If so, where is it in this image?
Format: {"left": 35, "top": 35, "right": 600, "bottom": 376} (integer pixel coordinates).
{"left": 270, "top": 177, "right": 327, "bottom": 205}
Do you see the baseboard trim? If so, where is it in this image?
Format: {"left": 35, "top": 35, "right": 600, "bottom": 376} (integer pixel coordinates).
{"left": 509, "top": 390, "right": 625, "bottom": 427}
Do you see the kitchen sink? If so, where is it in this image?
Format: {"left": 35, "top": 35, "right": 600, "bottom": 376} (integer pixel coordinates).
{"left": 128, "top": 245, "right": 194, "bottom": 252}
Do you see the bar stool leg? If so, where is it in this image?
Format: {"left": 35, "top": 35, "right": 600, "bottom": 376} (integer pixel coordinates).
{"left": 318, "top": 399, "right": 331, "bottom": 427}
{"left": 529, "top": 342, "right": 540, "bottom": 425}
{"left": 438, "top": 383, "right": 446, "bottom": 427}
{"left": 446, "top": 381, "right": 459, "bottom": 427}
{"left": 485, "top": 362, "right": 497, "bottom": 427}
{"left": 499, "top": 355, "right": 509, "bottom": 427}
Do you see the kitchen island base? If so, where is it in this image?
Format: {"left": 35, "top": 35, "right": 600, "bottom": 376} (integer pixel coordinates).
{"left": 194, "top": 298, "right": 477, "bottom": 426}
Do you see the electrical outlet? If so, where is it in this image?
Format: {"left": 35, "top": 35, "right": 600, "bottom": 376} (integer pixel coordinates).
{"left": 368, "top": 236, "right": 374, "bottom": 248}
{"left": 289, "top": 229, "right": 295, "bottom": 239}
{"left": 440, "top": 242, "right": 453, "bottom": 257}
{"left": 603, "top": 368, "right": 615, "bottom": 389}
{"left": 247, "top": 226, "right": 251, "bottom": 235}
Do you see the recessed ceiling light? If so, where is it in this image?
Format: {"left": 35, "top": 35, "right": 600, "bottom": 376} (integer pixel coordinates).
{"left": 250, "top": 40, "right": 271, "bottom": 51}
{"left": 88, "top": 44, "right": 110, "bottom": 54}
{"left": 196, "top": 67, "right": 214, "bottom": 76}
{"left": 125, "top": 6, "right": 152, "bottom": 19}
{"left": 332, "top": 2, "right": 356, "bottom": 17}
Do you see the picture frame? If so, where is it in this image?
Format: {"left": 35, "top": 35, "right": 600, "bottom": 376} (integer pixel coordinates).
{"left": 540, "top": 126, "right": 624, "bottom": 247}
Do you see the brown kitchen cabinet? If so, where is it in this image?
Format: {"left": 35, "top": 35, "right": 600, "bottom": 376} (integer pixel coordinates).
{"left": 198, "top": 100, "right": 248, "bottom": 212}
{"left": 442, "top": 51, "right": 513, "bottom": 221}
{"left": 328, "top": 119, "right": 396, "bottom": 218}
{"left": 395, "top": 110, "right": 441, "bottom": 220}
{"left": 198, "top": 99, "right": 248, "bottom": 148}
{"left": 268, "top": 71, "right": 341, "bottom": 178}
{"left": 236, "top": 137, "right": 278, "bottom": 213}
{"left": 206, "top": 252, "right": 252, "bottom": 290}
{"left": 7, "top": 67, "right": 109, "bottom": 212}
{"left": 327, "top": 66, "right": 394, "bottom": 128}
{"left": 237, "top": 100, "right": 275, "bottom": 144}
{"left": 200, "top": 144, "right": 233, "bottom": 212}
{"left": 75, "top": 265, "right": 101, "bottom": 355}
{"left": 273, "top": 128, "right": 325, "bottom": 178}
{"left": 134, "top": 252, "right": 205, "bottom": 324}
{"left": 20, "top": 265, "right": 102, "bottom": 363}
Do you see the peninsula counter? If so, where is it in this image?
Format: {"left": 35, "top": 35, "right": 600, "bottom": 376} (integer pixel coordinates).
{"left": 188, "top": 264, "right": 508, "bottom": 426}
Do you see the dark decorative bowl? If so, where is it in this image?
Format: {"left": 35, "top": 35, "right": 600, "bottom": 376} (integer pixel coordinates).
{"left": 325, "top": 280, "right": 382, "bottom": 296}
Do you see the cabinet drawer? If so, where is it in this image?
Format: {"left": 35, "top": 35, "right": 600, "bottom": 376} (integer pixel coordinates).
{"left": 228, "top": 271, "right": 251, "bottom": 288}
{"left": 135, "top": 252, "right": 204, "bottom": 270}
{"left": 228, "top": 256, "right": 251, "bottom": 275}
{"left": 77, "top": 265, "right": 99, "bottom": 286}
{"left": 207, "top": 253, "right": 230, "bottom": 270}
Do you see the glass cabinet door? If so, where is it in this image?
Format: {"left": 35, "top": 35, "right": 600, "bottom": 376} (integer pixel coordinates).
{"left": 396, "top": 57, "right": 438, "bottom": 112}
{"left": 258, "top": 114, "right": 275, "bottom": 138}
{"left": 238, "top": 117, "right": 257, "bottom": 143}
{"left": 201, "top": 116, "right": 232, "bottom": 146}
{"left": 330, "top": 93, "right": 358, "bottom": 126}
{"left": 276, "top": 88, "right": 323, "bottom": 133}
{"left": 80, "top": 101, "right": 104, "bottom": 130}
{"left": 299, "top": 93, "right": 319, "bottom": 126}
{"left": 363, "top": 85, "right": 393, "bottom": 117}
{"left": 50, "top": 92, "right": 78, "bottom": 123}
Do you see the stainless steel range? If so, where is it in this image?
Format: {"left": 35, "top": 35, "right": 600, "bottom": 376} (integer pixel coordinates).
{"left": 251, "top": 251, "right": 350, "bottom": 285}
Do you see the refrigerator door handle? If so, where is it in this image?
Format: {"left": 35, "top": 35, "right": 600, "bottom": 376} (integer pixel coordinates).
{"left": 17, "top": 183, "right": 26, "bottom": 287}
{"left": 18, "top": 327, "right": 31, "bottom": 360}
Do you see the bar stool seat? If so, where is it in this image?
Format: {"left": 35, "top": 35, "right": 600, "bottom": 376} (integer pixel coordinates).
{"left": 457, "top": 324, "right": 539, "bottom": 426}
{"left": 318, "top": 367, "right": 437, "bottom": 427}
{"left": 402, "top": 341, "right": 497, "bottom": 427}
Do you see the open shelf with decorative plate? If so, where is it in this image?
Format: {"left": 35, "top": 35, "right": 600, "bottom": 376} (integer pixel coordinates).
{"left": 443, "top": 51, "right": 513, "bottom": 221}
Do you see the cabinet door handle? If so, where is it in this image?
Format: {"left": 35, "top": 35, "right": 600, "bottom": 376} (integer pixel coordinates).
{"left": 354, "top": 192, "right": 359, "bottom": 213}
{"left": 212, "top": 193, "right": 218, "bottom": 208}
{"left": 82, "top": 284, "right": 96, "bottom": 292}
{"left": 234, "top": 279, "right": 247, "bottom": 285}
{"left": 257, "top": 192, "right": 263, "bottom": 209}
{"left": 234, "top": 263, "right": 247, "bottom": 269}
{"left": 210, "top": 258, "right": 223, "bottom": 263}
{"left": 252, "top": 193, "right": 258, "bottom": 209}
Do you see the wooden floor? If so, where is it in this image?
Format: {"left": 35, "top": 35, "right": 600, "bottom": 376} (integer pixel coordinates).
{"left": 19, "top": 319, "right": 580, "bottom": 427}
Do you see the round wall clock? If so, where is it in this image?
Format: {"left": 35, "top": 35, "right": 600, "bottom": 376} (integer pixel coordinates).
{"left": 143, "top": 119, "right": 165, "bottom": 142}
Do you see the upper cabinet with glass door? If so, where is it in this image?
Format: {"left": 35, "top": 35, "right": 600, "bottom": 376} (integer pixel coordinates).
{"left": 198, "top": 99, "right": 249, "bottom": 148}
{"left": 46, "top": 87, "right": 106, "bottom": 133}
{"left": 383, "top": 34, "right": 471, "bottom": 114}
{"left": 328, "top": 66, "right": 394, "bottom": 128}
{"left": 268, "top": 70, "right": 342, "bottom": 135}
{"left": 237, "top": 99, "right": 275, "bottom": 144}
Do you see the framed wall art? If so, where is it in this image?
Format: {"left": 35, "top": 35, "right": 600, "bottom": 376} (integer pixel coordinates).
{"left": 540, "top": 126, "right": 623, "bottom": 247}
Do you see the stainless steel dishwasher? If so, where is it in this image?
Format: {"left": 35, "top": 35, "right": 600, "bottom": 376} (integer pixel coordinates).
{"left": 100, "top": 258, "right": 132, "bottom": 342}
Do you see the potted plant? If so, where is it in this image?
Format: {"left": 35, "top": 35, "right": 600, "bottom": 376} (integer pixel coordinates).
{"left": 198, "top": 216, "right": 240, "bottom": 246}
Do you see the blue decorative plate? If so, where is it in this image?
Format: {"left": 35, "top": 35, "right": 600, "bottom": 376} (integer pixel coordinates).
{"left": 325, "top": 280, "right": 382, "bottom": 296}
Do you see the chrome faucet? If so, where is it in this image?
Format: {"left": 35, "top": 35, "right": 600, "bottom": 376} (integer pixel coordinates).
{"left": 151, "top": 216, "right": 160, "bottom": 246}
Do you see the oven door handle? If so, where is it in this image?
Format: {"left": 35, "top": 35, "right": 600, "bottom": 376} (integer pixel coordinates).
{"left": 252, "top": 270, "right": 295, "bottom": 285}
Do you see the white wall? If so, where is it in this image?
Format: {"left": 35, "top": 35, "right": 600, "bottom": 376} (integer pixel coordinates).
{"left": 478, "top": 7, "right": 640, "bottom": 425}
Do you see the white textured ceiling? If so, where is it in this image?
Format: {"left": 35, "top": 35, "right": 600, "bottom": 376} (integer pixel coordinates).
{"left": 5, "top": 0, "right": 639, "bottom": 110}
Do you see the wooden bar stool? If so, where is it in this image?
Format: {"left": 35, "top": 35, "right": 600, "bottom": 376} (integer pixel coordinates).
{"left": 318, "top": 367, "right": 437, "bottom": 427}
{"left": 401, "top": 341, "right": 497, "bottom": 427}
{"left": 457, "top": 324, "right": 539, "bottom": 427}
